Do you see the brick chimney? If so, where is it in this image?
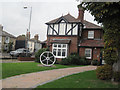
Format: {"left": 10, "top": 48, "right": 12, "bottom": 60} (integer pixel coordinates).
{"left": 34, "top": 34, "right": 39, "bottom": 41}
{"left": 77, "top": 7, "right": 84, "bottom": 22}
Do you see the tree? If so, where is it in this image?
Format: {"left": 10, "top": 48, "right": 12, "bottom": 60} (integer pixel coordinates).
{"left": 78, "top": 2, "right": 120, "bottom": 72}
{"left": 7, "top": 42, "right": 13, "bottom": 53}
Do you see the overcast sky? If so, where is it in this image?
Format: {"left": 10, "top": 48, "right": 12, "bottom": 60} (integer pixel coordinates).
{"left": 0, "top": 0, "right": 100, "bottom": 41}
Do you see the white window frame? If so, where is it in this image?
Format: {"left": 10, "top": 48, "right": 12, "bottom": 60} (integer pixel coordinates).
{"left": 88, "top": 31, "right": 94, "bottom": 39}
{"left": 85, "top": 48, "right": 92, "bottom": 59}
{"left": 52, "top": 44, "right": 68, "bottom": 58}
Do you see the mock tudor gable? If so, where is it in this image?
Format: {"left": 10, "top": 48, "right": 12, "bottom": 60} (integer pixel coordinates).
{"left": 46, "top": 13, "right": 83, "bottom": 36}
{"left": 46, "top": 7, "right": 104, "bottom": 62}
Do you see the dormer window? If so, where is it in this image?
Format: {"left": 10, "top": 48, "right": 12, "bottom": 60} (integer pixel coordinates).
{"left": 88, "top": 31, "right": 94, "bottom": 39}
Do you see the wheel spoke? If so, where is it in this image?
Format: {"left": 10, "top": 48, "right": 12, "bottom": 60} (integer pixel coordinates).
{"left": 47, "top": 60, "right": 48, "bottom": 65}
{"left": 42, "top": 59, "right": 47, "bottom": 62}
{"left": 50, "top": 56, "right": 54, "bottom": 59}
{"left": 49, "top": 59, "right": 53, "bottom": 63}
{"left": 42, "top": 55, "right": 47, "bottom": 58}
{"left": 47, "top": 52, "right": 49, "bottom": 57}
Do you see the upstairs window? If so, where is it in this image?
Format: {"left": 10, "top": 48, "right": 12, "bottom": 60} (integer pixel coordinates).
{"left": 88, "top": 31, "right": 94, "bottom": 39}
{"left": 59, "top": 23, "right": 66, "bottom": 35}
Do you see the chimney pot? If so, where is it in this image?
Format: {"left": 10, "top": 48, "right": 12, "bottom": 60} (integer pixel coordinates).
{"left": 34, "top": 34, "right": 39, "bottom": 41}
{"left": 77, "top": 7, "right": 84, "bottom": 22}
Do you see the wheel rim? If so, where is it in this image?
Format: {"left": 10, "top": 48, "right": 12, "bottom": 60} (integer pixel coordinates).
{"left": 40, "top": 51, "right": 56, "bottom": 66}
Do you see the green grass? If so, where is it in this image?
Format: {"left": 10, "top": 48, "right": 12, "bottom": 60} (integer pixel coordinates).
{"left": 2, "top": 62, "right": 84, "bottom": 79}
{"left": 36, "top": 70, "right": 118, "bottom": 88}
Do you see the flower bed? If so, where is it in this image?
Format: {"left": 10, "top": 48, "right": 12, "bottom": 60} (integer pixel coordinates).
{"left": 18, "top": 57, "right": 35, "bottom": 61}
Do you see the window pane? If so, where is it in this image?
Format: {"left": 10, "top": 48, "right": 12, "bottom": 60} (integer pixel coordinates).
{"left": 88, "top": 31, "right": 94, "bottom": 38}
{"left": 58, "top": 44, "right": 61, "bottom": 48}
{"left": 54, "top": 44, "right": 57, "bottom": 47}
{"left": 62, "top": 49, "right": 66, "bottom": 56}
{"left": 58, "top": 49, "right": 61, "bottom": 56}
{"left": 86, "top": 53, "right": 90, "bottom": 57}
{"left": 85, "top": 49, "right": 91, "bottom": 58}
{"left": 62, "top": 44, "right": 66, "bottom": 48}
{"left": 59, "top": 23, "right": 66, "bottom": 35}
{"left": 53, "top": 49, "right": 57, "bottom": 56}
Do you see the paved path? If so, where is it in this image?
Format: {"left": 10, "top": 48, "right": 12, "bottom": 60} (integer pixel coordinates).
{"left": 1, "top": 66, "right": 97, "bottom": 88}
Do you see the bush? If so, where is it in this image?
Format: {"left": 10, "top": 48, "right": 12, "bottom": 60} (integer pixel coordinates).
{"left": 60, "top": 53, "right": 89, "bottom": 65}
{"left": 104, "top": 48, "right": 118, "bottom": 65}
{"left": 35, "top": 48, "right": 49, "bottom": 63}
{"left": 60, "top": 53, "right": 80, "bottom": 65}
{"left": 96, "top": 64, "right": 112, "bottom": 80}
{"left": 91, "top": 59, "right": 100, "bottom": 66}
{"left": 113, "top": 72, "right": 120, "bottom": 82}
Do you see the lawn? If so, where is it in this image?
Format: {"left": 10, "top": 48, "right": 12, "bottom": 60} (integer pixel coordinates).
{"left": 2, "top": 62, "right": 84, "bottom": 79}
{"left": 36, "top": 70, "right": 118, "bottom": 88}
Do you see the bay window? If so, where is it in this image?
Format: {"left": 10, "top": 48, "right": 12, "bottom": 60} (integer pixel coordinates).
{"left": 52, "top": 44, "right": 68, "bottom": 58}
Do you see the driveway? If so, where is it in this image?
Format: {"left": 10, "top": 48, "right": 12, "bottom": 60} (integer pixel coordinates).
{"left": 1, "top": 66, "right": 97, "bottom": 88}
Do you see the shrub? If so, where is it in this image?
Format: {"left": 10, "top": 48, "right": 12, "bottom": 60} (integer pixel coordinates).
{"left": 85, "top": 60, "right": 91, "bottom": 65}
{"left": 91, "top": 59, "right": 100, "bottom": 66}
{"left": 80, "top": 56, "right": 91, "bottom": 65}
{"left": 35, "top": 48, "right": 49, "bottom": 63}
{"left": 104, "top": 47, "right": 118, "bottom": 65}
{"left": 96, "top": 64, "right": 112, "bottom": 80}
{"left": 113, "top": 72, "right": 120, "bottom": 82}
{"left": 60, "top": 53, "right": 90, "bottom": 65}
{"left": 60, "top": 53, "right": 81, "bottom": 65}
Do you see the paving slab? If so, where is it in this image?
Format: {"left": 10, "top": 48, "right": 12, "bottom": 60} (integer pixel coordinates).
{"left": 1, "top": 66, "right": 97, "bottom": 88}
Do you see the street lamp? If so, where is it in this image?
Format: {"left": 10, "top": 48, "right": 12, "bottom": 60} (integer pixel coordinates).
{"left": 24, "top": 6, "right": 32, "bottom": 33}
{"left": 24, "top": 6, "right": 32, "bottom": 51}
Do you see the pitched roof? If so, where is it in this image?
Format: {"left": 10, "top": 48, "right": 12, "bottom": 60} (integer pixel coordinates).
{"left": 30, "top": 38, "right": 41, "bottom": 43}
{"left": 16, "top": 35, "right": 26, "bottom": 40}
{"left": 83, "top": 20, "right": 101, "bottom": 29}
{"left": 1, "top": 30, "right": 16, "bottom": 38}
{"left": 79, "top": 40, "right": 104, "bottom": 47}
{"left": 46, "top": 13, "right": 101, "bottom": 29}
{"left": 46, "top": 13, "right": 79, "bottom": 24}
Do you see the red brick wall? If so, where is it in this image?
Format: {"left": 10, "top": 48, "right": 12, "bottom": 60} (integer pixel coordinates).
{"left": 47, "top": 36, "right": 78, "bottom": 56}
{"left": 93, "top": 48, "right": 101, "bottom": 61}
{"left": 82, "top": 30, "right": 103, "bottom": 39}
{"left": 79, "top": 47, "right": 101, "bottom": 61}
{"left": 79, "top": 48, "right": 85, "bottom": 57}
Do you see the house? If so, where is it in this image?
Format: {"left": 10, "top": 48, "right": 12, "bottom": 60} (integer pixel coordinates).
{"left": 0, "top": 24, "right": 16, "bottom": 52}
{"left": 15, "top": 35, "right": 27, "bottom": 49}
{"left": 15, "top": 32, "right": 43, "bottom": 53}
{"left": 29, "top": 34, "right": 42, "bottom": 52}
{"left": 46, "top": 7, "right": 104, "bottom": 61}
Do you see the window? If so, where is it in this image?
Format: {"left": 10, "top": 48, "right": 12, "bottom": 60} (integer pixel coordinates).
{"left": 59, "top": 23, "right": 66, "bottom": 35}
{"left": 88, "top": 31, "right": 94, "bottom": 39}
{"left": 5, "top": 37, "right": 10, "bottom": 43}
{"left": 85, "top": 48, "right": 92, "bottom": 59}
{"left": 52, "top": 44, "right": 68, "bottom": 58}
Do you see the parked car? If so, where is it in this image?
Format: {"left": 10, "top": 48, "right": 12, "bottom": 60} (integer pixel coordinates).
{"left": 10, "top": 48, "right": 31, "bottom": 57}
